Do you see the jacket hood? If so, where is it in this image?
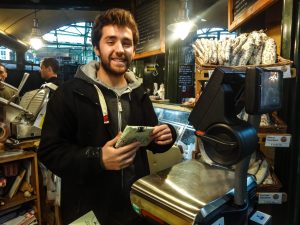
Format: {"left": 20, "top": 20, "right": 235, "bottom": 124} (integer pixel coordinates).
{"left": 74, "top": 60, "right": 142, "bottom": 90}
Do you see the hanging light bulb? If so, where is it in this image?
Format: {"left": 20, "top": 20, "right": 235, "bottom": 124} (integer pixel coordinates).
{"left": 29, "top": 10, "right": 44, "bottom": 50}
{"left": 167, "top": 0, "right": 197, "bottom": 40}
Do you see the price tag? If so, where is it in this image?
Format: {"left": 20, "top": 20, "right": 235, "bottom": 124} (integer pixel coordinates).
{"left": 258, "top": 192, "right": 283, "bottom": 204}
{"left": 250, "top": 211, "right": 271, "bottom": 224}
{"left": 265, "top": 135, "right": 291, "bottom": 147}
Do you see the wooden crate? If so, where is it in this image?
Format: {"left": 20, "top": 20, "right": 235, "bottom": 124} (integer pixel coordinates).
{"left": 195, "top": 56, "right": 293, "bottom": 72}
{"left": 257, "top": 166, "right": 282, "bottom": 192}
{"left": 195, "top": 56, "right": 294, "bottom": 96}
{"left": 258, "top": 112, "right": 287, "bottom": 134}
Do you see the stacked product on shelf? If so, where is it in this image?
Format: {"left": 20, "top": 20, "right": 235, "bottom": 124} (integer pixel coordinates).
{"left": 192, "top": 30, "right": 278, "bottom": 67}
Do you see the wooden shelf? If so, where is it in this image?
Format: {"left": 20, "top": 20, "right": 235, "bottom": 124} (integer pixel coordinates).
{"left": 12, "top": 139, "right": 40, "bottom": 150}
{"left": 0, "top": 192, "right": 37, "bottom": 211}
{"left": 228, "top": 0, "right": 278, "bottom": 32}
{"left": 0, "top": 151, "right": 36, "bottom": 164}
{"left": 0, "top": 151, "right": 41, "bottom": 224}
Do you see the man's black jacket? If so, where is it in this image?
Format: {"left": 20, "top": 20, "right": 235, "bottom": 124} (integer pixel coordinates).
{"left": 38, "top": 77, "right": 177, "bottom": 225}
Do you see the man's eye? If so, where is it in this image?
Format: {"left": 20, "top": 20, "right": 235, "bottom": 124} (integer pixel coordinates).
{"left": 123, "top": 42, "right": 132, "bottom": 47}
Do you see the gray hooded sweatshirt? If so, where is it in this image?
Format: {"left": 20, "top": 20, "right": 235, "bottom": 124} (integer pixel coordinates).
{"left": 75, "top": 60, "right": 142, "bottom": 135}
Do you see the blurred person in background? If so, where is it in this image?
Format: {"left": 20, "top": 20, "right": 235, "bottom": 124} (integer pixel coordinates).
{"left": 0, "top": 63, "right": 15, "bottom": 100}
{"left": 40, "top": 57, "right": 63, "bottom": 87}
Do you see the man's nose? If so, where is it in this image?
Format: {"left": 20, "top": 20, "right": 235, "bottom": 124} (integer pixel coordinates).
{"left": 115, "top": 42, "right": 125, "bottom": 53}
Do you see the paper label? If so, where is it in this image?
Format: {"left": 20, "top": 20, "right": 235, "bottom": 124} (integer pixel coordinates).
{"left": 250, "top": 211, "right": 271, "bottom": 224}
{"left": 258, "top": 192, "right": 283, "bottom": 204}
{"left": 69, "top": 211, "right": 100, "bottom": 225}
{"left": 265, "top": 135, "right": 291, "bottom": 147}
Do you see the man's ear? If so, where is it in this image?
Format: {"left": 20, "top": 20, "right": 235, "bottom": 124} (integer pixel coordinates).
{"left": 94, "top": 46, "right": 100, "bottom": 57}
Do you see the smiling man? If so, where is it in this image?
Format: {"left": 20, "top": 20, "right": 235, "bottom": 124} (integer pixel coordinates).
{"left": 0, "top": 63, "right": 8, "bottom": 82}
{"left": 0, "top": 63, "right": 15, "bottom": 100}
{"left": 38, "top": 8, "right": 177, "bottom": 225}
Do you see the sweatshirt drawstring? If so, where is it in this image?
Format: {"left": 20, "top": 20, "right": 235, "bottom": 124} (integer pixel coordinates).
{"left": 94, "top": 84, "right": 109, "bottom": 124}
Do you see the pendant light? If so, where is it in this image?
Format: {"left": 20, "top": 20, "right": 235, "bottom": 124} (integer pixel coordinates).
{"left": 167, "top": 0, "right": 197, "bottom": 40}
{"left": 29, "top": 10, "right": 44, "bottom": 50}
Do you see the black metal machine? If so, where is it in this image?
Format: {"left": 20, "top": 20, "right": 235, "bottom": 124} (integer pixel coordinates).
{"left": 130, "top": 66, "right": 283, "bottom": 225}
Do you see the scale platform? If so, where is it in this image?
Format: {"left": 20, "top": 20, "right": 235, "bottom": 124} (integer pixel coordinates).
{"left": 130, "top": 160, "right": 256, "bottom": 225}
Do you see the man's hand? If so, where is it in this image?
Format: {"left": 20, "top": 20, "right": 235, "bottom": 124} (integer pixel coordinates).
{"left": 101, "top": 132, "right": 141, "bottom": 170}
{"left": 151, "top": 124, "right": 173, "bottom": 145}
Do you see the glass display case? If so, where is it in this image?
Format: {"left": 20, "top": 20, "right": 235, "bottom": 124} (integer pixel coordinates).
{"left": 153, "top": 103, "right": 196, "bottom": 160}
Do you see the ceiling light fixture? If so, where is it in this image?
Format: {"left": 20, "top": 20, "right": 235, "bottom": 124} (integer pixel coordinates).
{"left": 29, "top": 10, "right": 44, "bottom": 50}
{"left": 167, "top": 0, "right": 197, "bottom": 40}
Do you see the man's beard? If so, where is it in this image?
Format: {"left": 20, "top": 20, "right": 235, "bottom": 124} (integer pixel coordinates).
{"left": 100, "top": 55, "right": 132, "bottom": 77}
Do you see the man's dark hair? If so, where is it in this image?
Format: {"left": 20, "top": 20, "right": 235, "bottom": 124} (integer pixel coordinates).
{"left": 91, "top": 8, "right": 139, "bottom": 50}
{"left": 41, "top": 58, "right": 60, "bottom": 74}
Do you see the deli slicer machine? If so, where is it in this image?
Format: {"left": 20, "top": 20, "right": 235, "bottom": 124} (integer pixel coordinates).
{"left": 0, "top": 73, "right": 50, "bottom": 139}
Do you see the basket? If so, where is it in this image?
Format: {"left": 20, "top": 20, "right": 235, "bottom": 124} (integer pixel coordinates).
{"left": 255, "top": 150, "right": 283, "bottom": 192}
{"left": 196, "top": 55, "right": 293, "bottom": 72}
{"left": 258, "top": 112, "right": 287, "bottom": 134}
{"left": 257, "top": 166, "right": 282, "bottom": 192}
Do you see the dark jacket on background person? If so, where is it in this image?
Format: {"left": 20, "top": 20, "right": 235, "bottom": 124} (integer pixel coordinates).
{"left": 45, "top": 76, "right": 63, "bottom": 87}
{"left": 38, "top": 61, "right": 177, "bottom": 225}
{"left": 42, "top": 76, "right": 63, "bottom": 98}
